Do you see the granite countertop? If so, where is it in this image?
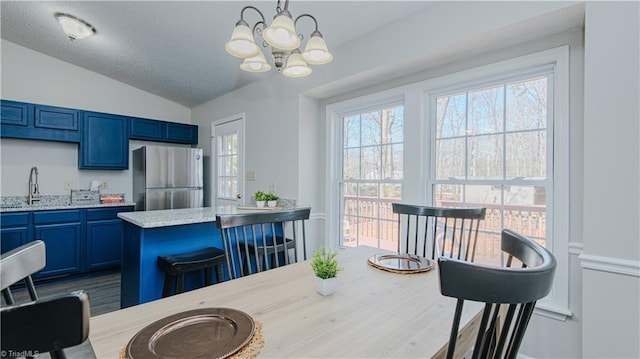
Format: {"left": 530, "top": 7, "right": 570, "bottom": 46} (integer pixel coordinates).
{"left": 118, "top": 206, "right": 305, "bottom": 229}
{"left": 0, "top": 202, "right": 136, "bottom": 213}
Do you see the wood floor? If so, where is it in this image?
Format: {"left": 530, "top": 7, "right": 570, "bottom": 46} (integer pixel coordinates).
{"left": 8, "top": 270, "right": 121, "bottom": 316}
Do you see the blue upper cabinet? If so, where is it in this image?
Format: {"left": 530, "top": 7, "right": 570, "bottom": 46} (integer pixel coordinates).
{"left": 1, "top": 100, "right": 80, "bottom": 142}
{"left": 130, "top": 117, "right": 166, "bottom": 141}
{"left": 167, "top": 122, "right": 198, "bottom": 144}
{"left": 131, "top": 117, "right": 197, "bottom": 145}
{"left": 79, "top": 111, "right": 129, "bottom": 170}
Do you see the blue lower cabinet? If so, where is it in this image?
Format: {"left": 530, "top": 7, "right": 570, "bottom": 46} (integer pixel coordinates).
{"left": 0, "top": 226, "right": 29, "bottom": 254}
{"left": 0, "top": 212, "right": 31, "bottom": 254}
{"left": 86, "top": 219, "right": 124, "bottom": 270}
{"left": 34, "top": 222, "right": 82, "bottom": 278}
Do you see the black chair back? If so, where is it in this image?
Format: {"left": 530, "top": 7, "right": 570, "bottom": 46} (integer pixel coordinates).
{"left": 392, "top": 203, "right": 486, "bottom": 261}
{"left": 216, "top": 208, "right": 311, "bottom": 278}
{"left": 1, "top": 290, "right": 91, "bottom": 359}
{"left": 438, "top": 229, "right": 556, "bottom": 359}
{"left": 1, "top": 240, "right": 46, "bottom": 305}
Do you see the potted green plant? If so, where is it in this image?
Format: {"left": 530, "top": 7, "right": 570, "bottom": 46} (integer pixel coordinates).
{"left": 266, "top": 191, "right": 279, "bottom": 208}
{"left": 311, "top": 247, "right": 341, "bottom": 296}
{"left": 254, "top": 190, "right": 268, "bottom": 207}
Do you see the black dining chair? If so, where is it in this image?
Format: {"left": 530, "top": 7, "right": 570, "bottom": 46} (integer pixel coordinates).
{"left": 1, "top": 240, "right": 46, "bottom": 305}
{"left": 216, "top": 208, "right": 311, "bottom": 278}
{"left": 392, "top": 203, "right": 486, "bottom": 261}
{"left": 1, "top": 290, "right": 93, "bottom": 359}
{"left": 438, "top": 229, "right": 556, "bottom": 359}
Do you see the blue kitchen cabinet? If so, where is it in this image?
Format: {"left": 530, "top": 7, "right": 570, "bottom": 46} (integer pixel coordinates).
{"left": 85, "top": 206, "right": 133, "bottom": 270}
{"left": 166, "top": 122, "right": 198, "bottom": 144}
{"left": 130, "top": 117, "right": 198, "bottom": 145}
{"left": 0, "top": 100, "right": 80, "bottom": 142}
{"left": 130, "top": 117, "right": 166, "bottom": 141}
{"left": 0, "top": 212, "right": 30, "bottom": 254}
{"left": 0, "top": 100, "right": 28, "bottom": 126}
{"left": 33, "top": 210, "right": 82, "bottom": 278}
{"left": 79, "top": 111, "right": 129, "bottom": 170}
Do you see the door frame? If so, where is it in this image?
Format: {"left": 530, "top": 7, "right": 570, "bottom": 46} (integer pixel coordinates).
{"left": 211, "top": 113, "right": 246, "bottom": 209}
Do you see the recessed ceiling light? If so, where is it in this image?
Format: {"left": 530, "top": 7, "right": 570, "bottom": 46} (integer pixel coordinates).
{"left": 55, "top": 13, "right": 96, "bottom": 41}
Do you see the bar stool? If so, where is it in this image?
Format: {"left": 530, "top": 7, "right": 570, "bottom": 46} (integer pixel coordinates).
{"left": 157, "top": 247, "right": 226, "bottom": 298}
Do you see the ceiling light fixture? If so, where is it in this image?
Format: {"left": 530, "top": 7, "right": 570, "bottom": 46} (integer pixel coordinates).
{"left": 55, "top": 13, "right": 96, "bottom": 41}
{"left": 225, "top": 0, "right": 333, "bottom": 78}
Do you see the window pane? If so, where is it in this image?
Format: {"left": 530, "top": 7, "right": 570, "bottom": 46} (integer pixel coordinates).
{"left": 506, "top": 130, "right": 546, "bottom": 178}
{"left": 436, "top": 138, "right": 465, "bottom": 179}
{"left": 506, "top": 77, "right": 547, "bottom": 131}
{"left": 504, "top": 186, "right": 547, "bottom": 246}
{"left": 361, "top": 111, "right": 381, "bottom": 146}
{"left": 343, "top": 148, "right": 360, "bottom": 179}
{"left": 362, "top": 146, "right": 381, "bottom": 180}
{"left": 436, "top": 93, "right": 466, "bottom": 138}
{"left": 468, "top": 85, "right": 504, "bottom": 135}
{"left": 344, "top": 115, "right": 360, "bottom": 148}
{"left": 467, "top": 134, "right": 503, "bottom": 179}
{"left": 381, "top": 144, "right": 403, "bottom": 179}
{"left": 388, "top": 107, "right": 404, "bottom": 143}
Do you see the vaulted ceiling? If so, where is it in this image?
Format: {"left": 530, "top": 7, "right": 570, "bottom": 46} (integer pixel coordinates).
{"left": 1, "top": 1, "right": 433, "bottom": 107}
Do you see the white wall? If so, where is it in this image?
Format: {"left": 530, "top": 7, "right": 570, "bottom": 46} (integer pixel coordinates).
{"left": 191, "top": 2, "right": 639, "bottom": 358}
{"left": 0, "top": 39, "right": 191, "bottom": 199}
{"left": 581, "top": 2, "right": 640, "bottom": 357}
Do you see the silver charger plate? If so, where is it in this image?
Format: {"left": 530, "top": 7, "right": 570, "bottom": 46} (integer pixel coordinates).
{"left": 367, "top": 253, "right": 434, "bottom": 274}
{"left": 126, "top": 307, "right": 255, "bottom": 359}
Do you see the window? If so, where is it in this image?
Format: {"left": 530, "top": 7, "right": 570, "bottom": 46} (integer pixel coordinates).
{"left": 340, "top": 104, "right": 404, "bottom": 250}
{"left": 328, "top": 47, "right": 570, "bottom": 318}
{"left": 217, "top": 132, "right": 238, "bottom": 199}
{"left": 430, "top": 75, "right": 551, "bottom": 265}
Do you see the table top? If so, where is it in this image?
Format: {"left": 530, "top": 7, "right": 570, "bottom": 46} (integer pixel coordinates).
{"left": 89, "top": 246, "right": 482, "bottom": 358}
{"left": 117, "top": 206, "right": 308, "bottom": 228}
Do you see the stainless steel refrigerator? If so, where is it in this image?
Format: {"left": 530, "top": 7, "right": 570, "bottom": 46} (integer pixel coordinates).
{"left": 132, "top": 146, "right": 204, "bottom": 211}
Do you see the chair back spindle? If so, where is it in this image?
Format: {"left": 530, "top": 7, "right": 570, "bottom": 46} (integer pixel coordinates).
{"left": 392, "top": 203, "right": 486, "bottom": 261}
{"left": 216, "top": 208, "right": 311, "bottom": 279}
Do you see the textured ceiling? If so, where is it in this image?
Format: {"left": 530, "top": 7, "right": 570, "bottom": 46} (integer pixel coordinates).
{"left": 1, "top": 1, "right": 433, "bottom": 107}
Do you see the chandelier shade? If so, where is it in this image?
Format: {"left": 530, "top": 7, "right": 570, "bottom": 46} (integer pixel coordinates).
{"left": 224, "top": 0, "right": 332, "bottom": 78}
{"left": 225, "top": 21, "right": 261, "bottom": 58}
{"left": 302, "top": 31, "right": 333, "bottom": 65}
{"left": 282, "top": 49, "right": 312, "bottom": 78}
{"left": 240, "top": 50, "right": 272, "bottom": 72}
{"left": 262, "top": 10, "right": 300, "bottom": 51}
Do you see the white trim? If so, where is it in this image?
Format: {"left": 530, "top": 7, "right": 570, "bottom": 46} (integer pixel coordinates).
{"left": 579, "top": 254, "right": 640, "bottom": 277}
{"left": 568, "top": 242, "right": 583, "bottom": 256}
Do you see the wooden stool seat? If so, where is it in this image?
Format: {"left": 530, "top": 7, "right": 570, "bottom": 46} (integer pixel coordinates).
{"left": 157, "top": 247, "right": 226, "bottom": 297}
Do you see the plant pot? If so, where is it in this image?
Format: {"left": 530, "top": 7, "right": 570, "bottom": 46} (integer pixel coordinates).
{"left": 267, "top": 200, "right": 278, "bottom": 208}
{"left": 256, "top": 200, "right": 266, "bottom": 208}
{"left": 315, "top": 276, "right": 337, "bottom": 296}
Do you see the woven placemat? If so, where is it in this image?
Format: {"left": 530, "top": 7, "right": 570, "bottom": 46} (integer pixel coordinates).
{"left": 118, "top": 320, "right": 264, "bottom": 359}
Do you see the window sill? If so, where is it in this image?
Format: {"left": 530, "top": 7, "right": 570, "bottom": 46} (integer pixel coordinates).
{"left": 534, "top": 300, "right": 573, "bottom": 321}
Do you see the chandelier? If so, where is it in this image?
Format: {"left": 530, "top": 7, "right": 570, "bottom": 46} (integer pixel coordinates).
{"left": 224, "top": 0, "right": 333, "bottom": 78}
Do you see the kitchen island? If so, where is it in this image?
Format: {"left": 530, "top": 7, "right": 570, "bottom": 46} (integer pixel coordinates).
{"left": 118, "top": 206, "right": 298, "bottom": 308}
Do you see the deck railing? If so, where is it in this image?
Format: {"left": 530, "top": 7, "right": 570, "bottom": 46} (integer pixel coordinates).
{"left": 342, "top": 196, "right": 546, "bottom": 261}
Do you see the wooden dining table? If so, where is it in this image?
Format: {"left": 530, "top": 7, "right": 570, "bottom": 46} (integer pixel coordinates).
{"left": 89, "top": 245, "right": 483, "bottom": 358}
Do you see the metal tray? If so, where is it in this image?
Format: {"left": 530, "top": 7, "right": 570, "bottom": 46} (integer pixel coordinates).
{"left": 367, "top": 253, "right": 434, "bottom": 274}
{"left": 125, "top": 308, "right": 255, "bottom": 359}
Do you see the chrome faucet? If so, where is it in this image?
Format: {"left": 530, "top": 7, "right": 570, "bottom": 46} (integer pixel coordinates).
{"left": 28, "top": 166, "right": 40, "bottom": 205}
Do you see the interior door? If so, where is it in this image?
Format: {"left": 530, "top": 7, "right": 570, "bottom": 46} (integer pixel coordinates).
{"left": 212, "top": 114, "right": 245, "bottom": 209}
